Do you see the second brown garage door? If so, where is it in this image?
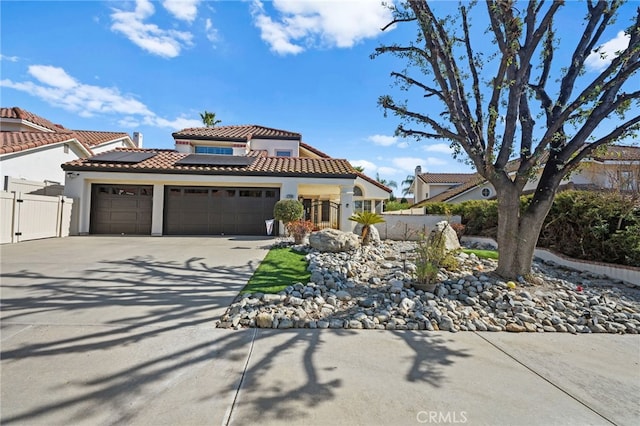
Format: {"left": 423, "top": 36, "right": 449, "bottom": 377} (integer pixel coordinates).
{"left": 163, "top": 186, "right": 280, "bottom": 235}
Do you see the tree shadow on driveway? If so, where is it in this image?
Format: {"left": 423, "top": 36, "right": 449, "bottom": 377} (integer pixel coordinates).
{"left": 1, "top": 248, "right": 473, "bottom": 425}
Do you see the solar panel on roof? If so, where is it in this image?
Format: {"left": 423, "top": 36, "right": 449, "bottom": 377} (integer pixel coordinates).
{"left": 175, "top": 154, "right": 255, "bottom": 167}
{"left": 88, "top": 151, "right": 156, "bottom": 163}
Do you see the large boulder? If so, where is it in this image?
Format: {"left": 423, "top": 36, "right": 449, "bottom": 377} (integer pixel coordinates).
{"left": 309, "top": 228, "right": 361, "bottom": 252}
{"left": 429, "top": 221, "right": 461, "bottom": 252}
{"left": 353, "top": 224, "right": 381, "bottom": 245}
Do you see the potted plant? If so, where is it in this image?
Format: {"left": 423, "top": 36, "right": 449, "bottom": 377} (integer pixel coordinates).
{"left": 412, "top": 229, "right": 459, "bottom": 292}
{"left": 286, "top": 219, "right": 314, "bottom": 244}
{"left": 273, "top": 199, "right": 304, "bottom": 237}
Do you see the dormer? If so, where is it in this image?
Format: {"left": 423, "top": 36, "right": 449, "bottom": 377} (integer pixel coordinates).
{"left": 172, "top": 125, "right": 302, "bottom": 157}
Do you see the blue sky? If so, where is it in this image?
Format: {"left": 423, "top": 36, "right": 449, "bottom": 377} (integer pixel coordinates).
{"left": 1, "top": 1, "right": 635, "bottom": 195}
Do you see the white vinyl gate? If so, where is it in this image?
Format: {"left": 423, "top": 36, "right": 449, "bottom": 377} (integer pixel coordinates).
{"left": 0, "top": 191, "right": 74, "bottom": 244}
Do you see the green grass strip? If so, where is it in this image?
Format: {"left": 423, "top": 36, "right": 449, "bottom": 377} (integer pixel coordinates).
{"left": 462, "top": 248, "right": 499, "bottom": 260}
{"left": 242, "top": 247, "right": 311, "bottom": 294}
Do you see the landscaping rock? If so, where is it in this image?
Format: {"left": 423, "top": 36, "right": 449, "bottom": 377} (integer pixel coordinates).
{"left": 309, "top": 228, "right": 360, "bottom": 252}
{"left": 429, "top": 221, "right": 461, "bottom": 252}
{"left": 218, "top": 240, "right": 640, "bottom": 334}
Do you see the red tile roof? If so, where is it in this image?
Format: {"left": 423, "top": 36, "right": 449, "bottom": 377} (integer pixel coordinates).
{"left": 300, "top": 141, "right": 331, "bottom": 158}
{"left": 589, "top": 145, "right": 640, "bottom": 161}
{"left": 0, "top": 131, "right": 91, "bottom": 155}
{"left": 416, "top": 174, "right": 486, "bottom": 204}
{"left": 1, "top": 107, "right": 133, "bottom": 155}
{"left": 72, "top": 130, "right": 131, "bottom": 147}
{"left": 356, "top": 171, "right": 393, "bottom": 193}
{"left": 172, "top": 125, "right": 301, "bottom": 141}
{"left": 418, "top": 172, "right": 477, "bottom": 184}
{"left": 0, "top": 107, "right": 67, "bottom": 132}
{"left": 63, "top": 148, "right": 357, "bottom": 178}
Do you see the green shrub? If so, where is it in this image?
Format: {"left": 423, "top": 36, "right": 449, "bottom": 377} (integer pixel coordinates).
{"left": 453, "top": 200, "right": 498, "bottom": 237}
{"left": 421, "top": 202, "right": 454, "bottom": 215}
{"left": 385, "top": 200, "right": 411, "bottom": 211}
{"left": 273, "top": 199, "right": 304, "bottom": 224}
{"left": 539, "top": 191, "right": 639, "bottom": 266}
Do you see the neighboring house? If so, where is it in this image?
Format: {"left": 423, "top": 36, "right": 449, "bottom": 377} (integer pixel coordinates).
{"left": 0, "top": 107, "right": 138, "bottom": 194}
{"left": 62, "top": 124, "right": 392, "bottom": 236}
{"left": 412, "top": 145, "right": 640, "bottom": 206}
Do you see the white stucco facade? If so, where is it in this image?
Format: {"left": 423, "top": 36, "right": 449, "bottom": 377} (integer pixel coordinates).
{"left": 1, "top": 141, "right": 90, "bottom": 187}
{"left": 63, "top": 171, "right": 360, "bottom": 236}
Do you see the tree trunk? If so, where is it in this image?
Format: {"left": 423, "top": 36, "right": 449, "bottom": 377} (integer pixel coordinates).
{"left": 494, "top": 186, "right": 554, "bottom": 279}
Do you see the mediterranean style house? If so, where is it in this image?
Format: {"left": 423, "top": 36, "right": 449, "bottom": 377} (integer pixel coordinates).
{"left": 411, "top": 145, "right": 640, "bottom": 206}
{"left": 0, "top": 107, "right": 138, "bottom": 194}
{"left": 62, "top": 125, "right": 391, "bottom": 236}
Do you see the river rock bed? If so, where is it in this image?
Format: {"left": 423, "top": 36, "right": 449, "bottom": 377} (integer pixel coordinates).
{"left": 217, "top": 241, "right": 640, "bottom": 333}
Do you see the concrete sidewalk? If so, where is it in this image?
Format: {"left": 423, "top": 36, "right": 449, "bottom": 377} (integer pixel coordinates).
{"left": 1, "top": 327, "right": 638, "bottom": 425}
{"left": 1, "top": 237, "right": 639, "bottom": 425}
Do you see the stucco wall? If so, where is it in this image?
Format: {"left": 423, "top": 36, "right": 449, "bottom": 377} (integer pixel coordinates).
{"left": 250, "top": 139, "right": 300, "bottom": 157}
{"left": 378, "top": 214, "right": 461, "bottom": 241}
{"left": 91, "top": 139, "right": 134, "bottom": 154}
{"left": 63, "top": 170, "right": 354, "bottom": 235}
{"left": 1, "top": 142, "right": 86, "bottom": 185}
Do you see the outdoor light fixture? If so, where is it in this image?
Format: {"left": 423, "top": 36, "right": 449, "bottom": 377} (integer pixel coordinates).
{"left": 400, "top": 251, "right": 407, "bottom": 272}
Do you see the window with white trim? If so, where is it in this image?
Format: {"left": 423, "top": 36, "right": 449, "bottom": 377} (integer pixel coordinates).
{"left": 275, "top": 150, "right": 292, "bottom": 157}
{"left": 195, "top": 146, "right": 233, "bottom": 155}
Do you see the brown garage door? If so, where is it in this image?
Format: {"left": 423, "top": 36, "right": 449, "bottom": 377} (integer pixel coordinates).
{"left": 164, "top": 186, "right": 279, "bottom": 235}
{"left": 90, "top": 184, "right": 153, "bottom": 234}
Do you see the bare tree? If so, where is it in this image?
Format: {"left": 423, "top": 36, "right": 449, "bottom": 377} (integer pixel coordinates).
{"left": 374, "top": 0, "right": 640, "bottom": 279}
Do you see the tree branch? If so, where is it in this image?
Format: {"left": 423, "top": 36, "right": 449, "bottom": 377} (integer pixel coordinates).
{"left": 390, "top": 72, "right": 446, "bottom": 102}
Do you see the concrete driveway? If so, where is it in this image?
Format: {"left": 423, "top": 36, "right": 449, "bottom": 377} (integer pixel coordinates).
{"left": 1, "top": 237, "right": 639, "bottom": 426}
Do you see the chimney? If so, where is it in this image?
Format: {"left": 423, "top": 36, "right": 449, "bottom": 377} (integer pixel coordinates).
{"left": 415, "top": 165, "right": 422, "bottom": 176}
{"left": 133, "top": 132, "right": 143, "bottom": 148}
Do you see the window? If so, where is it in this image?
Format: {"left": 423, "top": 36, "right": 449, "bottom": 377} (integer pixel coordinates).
{"left": 265, "top": 190, "right": 277, "bottom": 198}
{"left": 275, "top": 150, "right": 292, "bottom": 157}
{"left": 353, "top": 186, "right": 363, "bottom": 197}
{"left": 354, "top": 200, "right": 363, "bottom": 212}
{"left": 481, "top": 187, "right": 491, "bottom": 198}
{"left": 240, "top": 190, "right": 262, "bottom": 197}
{"left": 195, "top": 146, "right": 233, "bottom": 155}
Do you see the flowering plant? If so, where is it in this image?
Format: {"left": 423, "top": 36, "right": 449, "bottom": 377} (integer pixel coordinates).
{"left": 286, "top": 220, "right": 314, "bottom": 244}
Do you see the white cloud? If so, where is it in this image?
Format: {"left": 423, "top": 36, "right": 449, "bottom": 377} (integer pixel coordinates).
{"left": 425, "top": 157, "right": 448, "bottom": 166}
{"left": 251, "top": 0, "right": 393, "bottom": 55}
{"left": 162, "top": 0, "right": 200, "bottom": 23}
{"left": 205, "top": 18, "right": 219, "bottom": 43}
{"left": 27, "top": 65, "right": 78, "bottom": 90}
{"left": 397, "top": 142, "right": 409, "bottom": 149}
{"left": 367, "top": 134, "right": 398, "bottom": 147}
{"left": 349, "top": 159, "right": 377, "bottom": 173}
{"left": 424, "top": 142, "right": 453, "bottom": 154}
{"left": 1, "top": 64, "right": 198, "bottom": 130}
{"left": 110, "top": 0, "right": 193, "bottom": 58}
{"left": 391, "top": 157, "right": 424, "bottom": 173}
{"left": 585, "top": 31, "right": 630, "bottom": 72}
{"left": 377, "top": 166, "right": 398, "bottom": 176}
{"left": 150, "top": 115, "right": 202, "bottom": 129}
{"left": 0, "top": 54, "right": 19, "bottom": 62}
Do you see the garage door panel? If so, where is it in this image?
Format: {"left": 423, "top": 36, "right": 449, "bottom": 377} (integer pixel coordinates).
{"left": 90, "top": 185, "right": 153, "bottom": 235}
{"left": 164, "top": 186, "right": 279, "bottom": 235}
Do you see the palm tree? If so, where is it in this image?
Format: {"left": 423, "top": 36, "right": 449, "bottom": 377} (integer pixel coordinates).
{"left": 353, "top": 165, "right": 365, "bottom": 173}
{"left": 348, "top": 211, "right": 385, "bottom": 245}
{"left": 375, "top": 172, "right": 397, "bottom": 189}
{"left": 200, "top": 110, "right": 221, "bottom": 128}
{"left": 401, "top": 175, "right": 414, "bottom": 196}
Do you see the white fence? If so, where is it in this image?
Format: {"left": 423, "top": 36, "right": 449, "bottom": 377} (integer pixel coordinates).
{"left": 378, "top": 213, "right": 462, "bottom": 240}
{"left": 0, "top": 191, "right": 74, "bottom": 244}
